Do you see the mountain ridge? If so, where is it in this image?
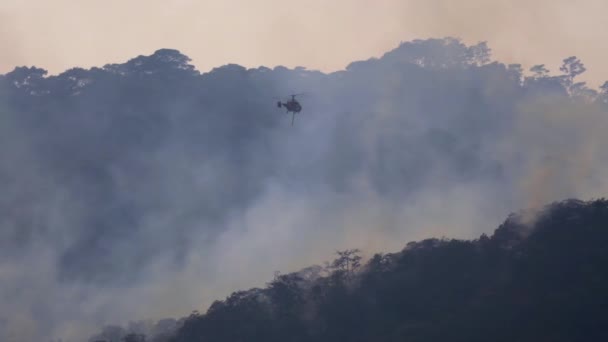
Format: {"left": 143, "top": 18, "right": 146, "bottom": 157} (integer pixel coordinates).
{"left": 90, "top": 198, "right": 608, "bottom": 342}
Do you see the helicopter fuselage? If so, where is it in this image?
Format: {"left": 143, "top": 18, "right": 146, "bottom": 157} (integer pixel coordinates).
{"left": 277, "top": 100, "right": 302, "bottom": 113}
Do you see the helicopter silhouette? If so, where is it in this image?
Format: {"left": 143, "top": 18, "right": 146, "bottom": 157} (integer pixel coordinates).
{"left": 276, "top": 93, "right": 305, "bottom": 126}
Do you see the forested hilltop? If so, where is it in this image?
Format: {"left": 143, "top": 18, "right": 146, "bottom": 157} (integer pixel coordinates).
{"left": 2, "top": 37, "right": 608, "bottom": 342}
{"left": 93, "top": 198, "right": 608, "bottom": 342}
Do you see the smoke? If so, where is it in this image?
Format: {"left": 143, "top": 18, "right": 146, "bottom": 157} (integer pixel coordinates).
{"left": 506, "top": 95, "right": 608, "bottom": 210}
{"left": 1, "top": 39, "right": 608, "bottom": 342}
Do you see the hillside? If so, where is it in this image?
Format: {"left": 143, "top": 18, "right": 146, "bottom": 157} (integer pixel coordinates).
{"left": 92, "top": 198, "right": 608, "bottom": 342}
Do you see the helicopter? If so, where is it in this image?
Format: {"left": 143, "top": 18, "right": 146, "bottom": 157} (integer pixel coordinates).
{"left": 276, "top": 93, "right": 304, "bottom": 126}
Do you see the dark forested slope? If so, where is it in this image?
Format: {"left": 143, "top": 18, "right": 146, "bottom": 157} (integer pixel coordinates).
{"left": 159, "top": 198, "right": 607, "bottom": 342}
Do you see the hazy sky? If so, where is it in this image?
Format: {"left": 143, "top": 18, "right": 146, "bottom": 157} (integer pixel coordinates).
{"left": 1, "top": 0, "right": 607, "bottom": 86}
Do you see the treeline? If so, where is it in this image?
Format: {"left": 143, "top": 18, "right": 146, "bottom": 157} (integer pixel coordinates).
{"left": 92, "top": 198, "right": 608, "bottom": 342}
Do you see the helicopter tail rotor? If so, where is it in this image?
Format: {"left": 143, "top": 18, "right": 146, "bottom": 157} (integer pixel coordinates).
{"left": 277, "top": 101, "right": 282, "bottom": 108}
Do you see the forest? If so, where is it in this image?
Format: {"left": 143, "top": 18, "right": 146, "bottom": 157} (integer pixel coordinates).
{"left": 104, "top": 198, "right": 606, "bottom": 342}
{"left": 1, "top": 37, "right": 607, "bottom": 341}
{"left": 90, "top": 199, "right": 608, "bottom": 342}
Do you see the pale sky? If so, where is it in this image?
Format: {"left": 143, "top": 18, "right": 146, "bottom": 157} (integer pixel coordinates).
{"left": 1, "top": 0, "right": 607, "bottom": 86}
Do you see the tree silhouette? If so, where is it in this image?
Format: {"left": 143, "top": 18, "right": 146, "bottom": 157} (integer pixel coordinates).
{"left": 328, "top": 249, "right": 362, "bottom": 279}
{"left": 162, "top": 199, "right": 608, "bottom": 342}
{"left": 530, "top": 64, "right": 550, "bottom": 78}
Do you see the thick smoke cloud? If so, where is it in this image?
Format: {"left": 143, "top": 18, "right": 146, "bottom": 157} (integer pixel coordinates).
{"left": 0, "top": 38, "right": 607, "bottom": 342}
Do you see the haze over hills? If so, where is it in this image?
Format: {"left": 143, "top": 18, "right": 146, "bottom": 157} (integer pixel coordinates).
{"left": 101, "top": 198, "right": 607, "bottom": 342}
{"left": 1, "top": 37, "right": 608, "bottom": 341}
